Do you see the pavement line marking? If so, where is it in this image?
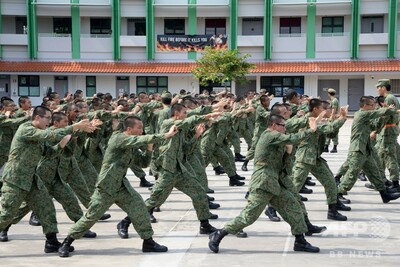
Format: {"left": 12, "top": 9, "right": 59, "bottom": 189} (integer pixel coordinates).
{"left": 282, "top": 233, "right": 292, "bottom": 256}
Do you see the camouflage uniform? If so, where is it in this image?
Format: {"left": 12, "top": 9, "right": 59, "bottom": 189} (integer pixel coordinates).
{"left": 325, "top": 97, "right": 340, "bottom": 146}
{"left": 245, "top": 104, "right": 270, "bottom": 161}
{"left": 0, "top": 122, "right": 73, "bottom": 234}
{"left": 292, "top": 117, "right": 346, "bottom": 204}
{"left": 338, "top": 108, "right": 396, "bottom": 194}
{"left": 145, "top": 115, "right": 210, "bottom": 221}
{"left": 224, "top": 128, "right": 314, "bottom": 235}
{"left": 68, "top": 132, "right": 164, "bottom": 240}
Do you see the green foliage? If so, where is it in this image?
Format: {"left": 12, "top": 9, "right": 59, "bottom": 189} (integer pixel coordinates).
{"left": 192, "top": 46, "right": 256, "bottom": 87}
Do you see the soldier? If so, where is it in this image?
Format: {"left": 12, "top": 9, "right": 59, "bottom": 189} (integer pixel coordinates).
{"left": 337, "top": 96, "right": 400, "bottom": 203}
{"left": 376, "top": 79, "right": 400, "bottom": 191}
{"left": 0, "top": 106, "right": 95, "bottom": 253}
{"left": 58, "top": 116, "right": 178, "bottom": 257}
{"left": 324, "top": 88, "right": 340, "bottom": 153}
{"left": 208, "top": 114, "right": 320, "bottom": 253}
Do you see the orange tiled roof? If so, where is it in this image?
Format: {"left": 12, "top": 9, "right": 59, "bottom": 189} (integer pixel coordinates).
{"left": 0, "top": 60, "right": 399, "bottom": 74}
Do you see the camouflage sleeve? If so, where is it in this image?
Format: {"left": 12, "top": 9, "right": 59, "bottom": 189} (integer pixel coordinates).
{"left": 0, "top": 116, "right": 30, "bottom": 127}
{"left": 120, "top": 134, "right": 165, "bottom": 148}
{"left": 268, "top": 128, "right": 314, "bottom": 146}
{"left": 21, "top": 125, "right": 73, "bottom": 142}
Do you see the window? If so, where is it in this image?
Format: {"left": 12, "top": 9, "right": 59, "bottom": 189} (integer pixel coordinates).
{"left": 127, "top": 18, "right": 146, "bottom": 36}
{"left": 260, "top": 76, "right": 304, "bottom": 97}
{"left": 361, "top": 16, "right": 384, "bottom": 33}
{"left": 90, "top": 18, "right": 112, "bottom": 35}
{"left": 86, "top": 76, "right": 96, "bottom": 97}
{"left": 322, "top": 17, "right": 344, "bottom": 35}
{"left": 15, "top": 17, "right": 27, "bottom": 34}
{"left": 53, "top": 18, "right": 72, "bottom": 35}
{"left": 242, "top": 18, "right": 263, "bottom": 35}
{"left": 205, "top": 19, "right": 226, "bottom": 35}
{"left": 279, "top": 17, "right": 301, "bottom": 36}
{"left": 137, "top": 76, "right": 168, "bottom": 94}
{"left": 18, "top": 75, "right": 40, "bottom": 96}
{"left": 391, "top": 79, "right": 400, "bottom": 94}
{"left": 164, "top": 19, "right": 185, "bottom": 35}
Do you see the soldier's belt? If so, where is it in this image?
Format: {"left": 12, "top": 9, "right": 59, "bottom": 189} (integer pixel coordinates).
{"left": 384, "top": 124, "right": 398, "bottom": 128}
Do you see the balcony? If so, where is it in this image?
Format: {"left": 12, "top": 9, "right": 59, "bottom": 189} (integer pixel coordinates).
{"left": 80, "top": 34, "right": 112, "bottom": 60}
{"left": 359, "top": 33, "right": 388, "bottom": 45}
{"left": 120, "top": 36, "right": 146, "bottom": 47}
{"left": 0, "top": 34, "right": 28, "bottom": 46}
{"left": 272, "top": 33, "right": 306, "bottom": 59}
{"left": 316, "top": 32, "right": 350, "bottom": 51}
{"left": 237, "top": 35, "right": 264, "bottom": 47}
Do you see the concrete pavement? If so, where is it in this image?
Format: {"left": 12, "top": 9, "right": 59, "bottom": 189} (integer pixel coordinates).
{"left": 1, "top": 118, "right": 399, "bottom": 266}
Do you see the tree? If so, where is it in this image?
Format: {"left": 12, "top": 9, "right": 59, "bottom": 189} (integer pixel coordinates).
{"left": 191, "top": 46, "right": 256, "bottom": 90}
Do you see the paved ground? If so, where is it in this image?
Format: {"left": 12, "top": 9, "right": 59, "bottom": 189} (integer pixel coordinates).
{"left": 1, "top": 118, "right": 399, "bottom": 267}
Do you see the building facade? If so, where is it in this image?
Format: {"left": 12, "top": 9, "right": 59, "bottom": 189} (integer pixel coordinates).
{"left": 0, "top": 0, "right": 399, "bottom": 110}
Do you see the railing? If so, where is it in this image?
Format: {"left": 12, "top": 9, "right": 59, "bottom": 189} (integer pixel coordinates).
{"left": 80, "top": 34, "right": 112, "bottom": 38}
{"left": 38, "top": 33, "right": 71, "bottom": 37}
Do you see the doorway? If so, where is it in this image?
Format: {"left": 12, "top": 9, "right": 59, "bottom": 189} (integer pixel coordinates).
{"left": 318, "top": 79, "right": 340, "bottom": 101}
{"left": 0, "top": 75, "right": 10, "bottom": 99}
{"left": 348, "top": 79, "right": 364, "bottom": 111}
{"left": 116, "top": 76, "right": 130, "bottom": 97}
{"left": 54, "top": 76, "right": 69, "bottom": 97}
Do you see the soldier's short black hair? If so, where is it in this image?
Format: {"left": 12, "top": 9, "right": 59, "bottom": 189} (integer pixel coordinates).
{"left": 271, "top": 103, "right": 285, "bottom": 116}
{"left": 123, "top": 116, "right": 141, "bottom": 130}
{"left": 259, "top": 95, "right": 270, "bottom": 105}
{"left": 32, "top": 106, "right": 51, "bottom": 120}
{"left": 267, "top": 114, "right": 285, "bottom": 127}
{"left": 171, "top": 103, "right": 186, "bottom": 117}
{"left": 287, "top": 90, "right": 299, "bottom": 101}
{"left": 51, "top": 112, "right": 67, "bottom": 125}
{"left": 235, "top": 96, "right": 244, "bottom": 103}
{"left": 359, "top": 96, "right": 374, "bottom": 108}
{"left": 309, "top": 98, "right": 322, "bottom": 112}
{"left": 182, "top": 98, "right": 198, "bottom": 108}
{"left": 49, "top": 92, "right": 60, "bottom": 100}
{"left": 321, "top": 100, "right": 331, "bottom": 110}
{"left": 161, "top": 97, "right": 172, "bottom": 105}
{"left": 117, "top": 99, "right": 128, "bottom": 106}
{"left": 18, "top": 96, "right": 30, "bottom": 107}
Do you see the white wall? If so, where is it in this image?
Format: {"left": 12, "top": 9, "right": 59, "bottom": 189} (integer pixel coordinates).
{"left": 1, "top": 0, "right": 26, "bottom": 16}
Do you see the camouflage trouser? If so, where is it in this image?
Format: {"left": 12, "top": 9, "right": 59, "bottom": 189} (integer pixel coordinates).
{"left": 77, "top": 155, "right": 99, "bottom": 193}
{"left": 0, "top": 181, "right": 58, "bottom": 234}
{"left": 130, "top": 165, "right": 147, "bottom": 179}
{"left": 325, "top": 129, "right": 339, "bottom": 146}
{"left": 378, "top": 137, "right": 399, "bottom": 182}
{"left": 12, "top": 175, "right": 84, "bottom": 224}
{"left": 201, "top": 145, "right": 236, "bottom": 177}
{"left": 292, "top": 159, "right": 337, "bottom": 205}
{"left": 224, "top": 187, "right": 307, "bottom": 235}
{"left": 62, "top": 165, "right": 92, "bottom": 209}
{"left": 188, "top": 150, "right": 209, "bottom": 191}
{"left": 145, "top": 168, "right": 210, "bottom": 221}
{"left": 237, "top": 125, "right": 253, "bottom": 151}
{"left": 245, "top": 134, "right": 260, "bottom": 161}
{"left": 69, "top": 185, "right": 153, "bottom": 240}
{"left": 338, "top": 151, "right": 386, "bottom": 194}
{"left": 231, "top": 131, "right": 242, "bottom": 154}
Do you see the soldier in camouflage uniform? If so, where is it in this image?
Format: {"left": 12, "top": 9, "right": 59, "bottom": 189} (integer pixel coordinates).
{"left": 58, "top": 116, "right": 177, "bottom": 257}
{"left": 0, "top": 106, "right": 95, "bottom": 253}
{"left": 337, "top": 96, "right": 400, "bottom": 203}
{"left": 376, "top": 79, "right": 400, "bottom": 190}
{"left": 208, "top": 114, "right": 320, "bottom": 253}
{"left": 324, "top": 88, "right": 340, "bottom": 153}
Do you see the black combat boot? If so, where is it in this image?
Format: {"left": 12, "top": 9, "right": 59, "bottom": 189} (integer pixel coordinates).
{"left": 58, "top": 235, "right": 75, "bottom": 257}
{"left": 293, "top": 234, "right": 320, "bottom": 253}
{"left": 358, "top": 171, "right": 367, "bottom": 181}
{"left": 153, "top": 207, "right": 161, "bottom": 212}
{"left": 46, "top": 233, "right": 75, "bottom": 254}
{"left": 234, "top": 153, "right": 245, "bottom": 162}
{"left": 304, "top": 215, "right": 327, "bottom": 236}
{"left": 323, "top": 145, "right": 329, "bottom": 152}
{"left": 117, "top": 216, "right": 131, "bottom": 239}
{"left": 338, "top": 193, "right": 351, "bottom": 204}
{"left": 305, "top": 177, "right": 316, "bottom": 186}
{"left": 207, "top": 188, "right": 215, "bottom": 194}
{"left": 29, "top": 212, "right": 41, "bottom": 226}
{"left": 99, "top": 213, "right": 111, "bottom": 221}
{"left": 327, "top": 204, "right": 347, "bottom": 221}
{"left": 388, "top": 180, "right": 400, "bottom": 192}
{"left": 208, "top": 228, "right": 228, "bottom": 253}
{"left": 209, "top": 212, "right": 219, "bottom": 220}
{"left": 241, "top": 160, "right": 249, "bottom": 171}
{"left": 330, "top": 145, "right": 337, "bottom": 153}
{"left": 208, "top": 201, "right": 220, "bottom": 209}
{"left": 142, "top": 238, "right": 168, "bottom": 252}
{"left": 83, "top": 230, "right": 97, "bottom": 238}
{"left": 380, "top": 188, "right": 400, "bottom": 203}
{"left": 139, "top": 177, "right": 154, "bottom": 187}
{"left": 300, "top": 195, "right": 308, "bottom": 201}
{"left": 229, "top": 177, "right": 245, "bottom": 186}
{"left": 213, "top": 165, "right": 225, "bottom": 175}
{"left": 264, "top": 206, "right": 280, "bottom": 222}
{"left": 207, "top": 195, "right": 215, "bottom": 202}
{"left": 231, "top": 173, "right": 245, "bottom": 180}
{"left": 299, "top": 185, "right": 313, "bottom": 194}
{"left": 149, "top": 208, "right": 157, "bottom": 223}
{"left": 199, "top": 220, "right": 217, "bottom": 234}
{"left": 334, "top": 175, "right": 342, "bottom": 186}
{"left": 0, "top": 225, "right": 11, "bottom": 242}
{"left": 236, "top": 230, "right": 247, "bottom": 238}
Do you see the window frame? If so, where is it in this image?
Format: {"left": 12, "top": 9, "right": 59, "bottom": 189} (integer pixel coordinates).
{"left": 53, "top": 17, "right": 72, "bottom": 35}
{"left": 18, "top": 75, "right": 40, "bottom": 97}
{"left": 164, "top": 18, "right": 185, "bottom": 35}
{"left": 279, "top": 17, "right": 301, "bottom": 36}
{"left": 90, "top": 17, "right": 112, "bottom": 35}
{"left": 86, "top": 76, "right": 96, "bottom": 97}
{"left": 136, "top": 76, "right": 168, "bottom": 94}
{"left": 205, "top": 18, "right": 226, "bottom": 35}
{"left": 321, "top": 16, "right": 344, "bottom": 36}
{"left": 260, "top": 76, "right": 304, "bottom": 97}
{"left": 127, "top": 18, "right": 146, "bottom": 36}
